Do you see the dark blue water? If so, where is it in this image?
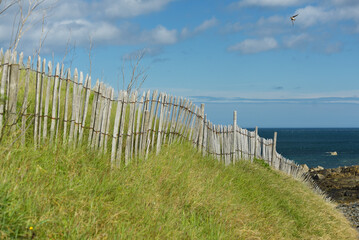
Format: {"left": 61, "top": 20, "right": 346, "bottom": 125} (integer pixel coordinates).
{"left": 255, "top": 128, "right": 359, "bottom": 169}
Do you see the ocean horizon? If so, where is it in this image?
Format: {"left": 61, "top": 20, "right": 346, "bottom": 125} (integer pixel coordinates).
{"left": 252, "top": 128, "right": 359, "bottom": 169}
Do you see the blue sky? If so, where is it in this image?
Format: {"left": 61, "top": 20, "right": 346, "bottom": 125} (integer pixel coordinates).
{"left": 1, "top": 0, "right": 359, "bottom": 127}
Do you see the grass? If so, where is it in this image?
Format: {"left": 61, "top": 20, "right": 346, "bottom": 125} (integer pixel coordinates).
{"left": 0, "top": 141, "right": 357, "bottom": 239}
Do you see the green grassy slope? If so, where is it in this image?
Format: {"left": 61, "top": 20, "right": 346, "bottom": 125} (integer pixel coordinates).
{"left": 0, "top": 142, "right": 357, "bottom": 239}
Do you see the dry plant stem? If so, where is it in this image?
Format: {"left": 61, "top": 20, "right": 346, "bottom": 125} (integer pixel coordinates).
{"left": 121, "top": 50, "right": 148, "bottom": 94}
{"left": 0, "top": 0, "right": 16, "bottom": 15}
{"left": 10, "top": 0, "right": 48, "bottom": 51}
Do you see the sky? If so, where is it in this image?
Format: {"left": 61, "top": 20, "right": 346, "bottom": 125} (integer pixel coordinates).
{"left": 0, "top": 0, "right": 359, "bottom": 128}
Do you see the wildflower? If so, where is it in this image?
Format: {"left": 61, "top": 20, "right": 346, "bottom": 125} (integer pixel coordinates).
{"left": 29, "top": 226, "right": 33, "bottom": 230}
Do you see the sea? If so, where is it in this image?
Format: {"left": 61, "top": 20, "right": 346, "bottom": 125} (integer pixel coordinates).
{"left": 254, "top": 128, "right": 359, "bottom": 169}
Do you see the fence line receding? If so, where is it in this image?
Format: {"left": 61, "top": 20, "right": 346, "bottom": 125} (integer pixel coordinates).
{"left": 0, "top": 49, "right": 309, "bottom": 181}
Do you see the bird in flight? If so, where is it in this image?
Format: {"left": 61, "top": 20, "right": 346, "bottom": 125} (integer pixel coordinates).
{"left": 290, "top": 14, "right": 298, "bottom": 26}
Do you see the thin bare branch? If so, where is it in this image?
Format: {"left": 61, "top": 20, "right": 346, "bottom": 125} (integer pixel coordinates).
{"left": 120, "top": 49, "right": 149, "bottom": 94}
{"left": 0, "top": 0, "right": 16, "bottom": 15}
{"left": 9, "top": 0, "right": 57, "bottom": 52}
{"left": 88, "top": 34, "right": 93, "bottom": 77}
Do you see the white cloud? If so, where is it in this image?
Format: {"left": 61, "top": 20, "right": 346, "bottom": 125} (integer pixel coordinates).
{"left": 221, "top": 22, "right": 242, "bottom": 34}
{"left": 283, "top": 33, "right": 312, "bottom": 48}
{"left": 234, "top": 0, "right": 302, "bottom": 8}
{"left": 180, "top": 17, "right": 218, "bottom": 39}
{"left": 295, "top": 6, "right": 330, "bottom": 28}
{"left": 194, "top": 17, "right": 218, "bottom": 33}
{"left": 331, "top": 0, "right": 359, "bottom": 6}
{"left": 180, "top": 27, "right": 191, "bottom": 39}
{"left": 102, "top": 0, "right": 175, "bottom": 18}
{"left": 228, "top": 37, "right": 278, "bottom": 54}
{"left": 324, "top": 42, "right": 342, "bottom": 53}
{"left": 144, "top": 25, "right": 178, "bottom": 45}
{"left": 251, "top": 15, "right": 289, "bottom": 36}
{"left": 294, "top": 3, "right": 359, "bottom": 28}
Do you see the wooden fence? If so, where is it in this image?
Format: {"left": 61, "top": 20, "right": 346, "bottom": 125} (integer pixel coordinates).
{"left": 0, "top": 49, "right": 310, "bottom": 181}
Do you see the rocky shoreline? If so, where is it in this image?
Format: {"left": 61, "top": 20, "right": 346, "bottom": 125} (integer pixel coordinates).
{"left": 306, "top": 165, "right": 359, "bottom": 232}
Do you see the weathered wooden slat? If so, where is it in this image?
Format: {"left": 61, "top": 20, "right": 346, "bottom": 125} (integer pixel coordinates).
{"left": 63, "top": 69, "right": 71, "bottom": 145}
{"left": 99, "top": 87, "right": 110, "bottom": 151}
{"left": 103, "top": 88, "right": 114, "bottom": 153}
{"left": 223, "top": 126, "right": 229, "bottom": 165}
{"left": 0, "top": 48, "right": 3, "bottom": 64}
{"left": 43, "top": 61, "right": 52, "bottom": 141}
{"left": 254, "top": 126, "right": 258, "bottom": 160}
{"left": 192, "top": 106, "right": 200, "bottom": 147}
{"left": 8, "top": 63, "right": 19, "bottom": 134}
{"left": 79, "top": 76, "right": 91, "bottom": 145}
{"left": 250, "top": 130, "right": 256, "bottom": 162}
{"left": 146, "top": 90, "right": 158, "bottom": 152}
{"left": 18, "top": 52, "right": 23, "bottom": 67}
{"left": 202, "top": 115, "right": 208, "bottom": 157}
{"left": 111, "top": 91, "right": 124, "bottom": 165}
{"left": 175, "top": 98, "right": 185, "bottom": 139}
{"left": 168, "top": 97, "right": 178, "bottom": 144}
{"left": 11, "top": 51, "right": 17, "bottom": 64}
{"left": 272, "top": 132, "right": 277, "bottom": 167}
{"left": 55, "top": 64, "right": 64, "bottom": 144}
{"left": 176, "top": 98, "right": 188, "bottom": 141}
{"left": 33, "top": 56, "right": 41, "bottom": 146}
{"left": 73, "top": 72, "right": 84, "bottom": 146}
{"left": 239, "top": 128, "right": 245, "bottom": 160}
{"left": 233, "top": 111, "right": 237, "bottom": 163}
{"left": 102, "top": 86, "right": 112, "bottom": 151}
{"left": 50, "top": 63, "right": 60, "bottom": 143}
{"left": 188, "top": 106, "right": 197, "bottom": 143}
{"left": 38, "top": 59, "right": 46, "bottom": 144}
{"left": 88, "top": 80, "right": 100, "bottom": 146}
{"left": 206, "top": 121, "right": 212, "bottom": 156}
{"left": 216, "top": 125, "right": 221, "bottom": 161}
{"left": 156, "top": 93, "right": 165, "bottom": 155}
{"left": 69, "top": 69, "right": 78, "bottom": 143}
{"left": 116, "top": 92, "right": 128, "bottom": 164}
{"left": 218, "top": 125, "right": 223, "bottom": 161}
{"left": 125, "top": 92, "right": 137, "bottom": 164}
{"left": 236, "top": 127, "right": 241, "bottom": 160}
{"left": 211, "top": 122, "right": 216, "bottom": 158}
{"left": 139, "top": 90, "right": 150, "bottom": 153}
{"left": 135, "top": 92, "right": 145, "bottom": 158}
{"left": 183, "top": 103, "right": 194, "bottom": 141}
{"left": 151, "top": 93, "right": 160, "bottom": 149}
{"left": 178, "top": 100, "right": 190, "bottom": 141}
{"left": 198, "top": 104, "right": 205, "bottom": 151}
{"left": 261, "top": 138, "right": 266, "bottom": 162}
{"left": 269, "top": 139, "right": 273, "bottom": 165}
{"left": 142, "top": 110, "right": 150, "bottom": 158}
{"left": 21, "top": 56, "right": 31, "bottom": 145}
{"left": 162, "top": 95, "right": 172, "bottom": 144}
{"left": 92, "top": 83, "right": 105, "bottom": 149}
{"left": 215, "top": 124, "right": 220, "bottom": 159}
{"left": 4, "top": 51, "right": 15, "bottom": 114}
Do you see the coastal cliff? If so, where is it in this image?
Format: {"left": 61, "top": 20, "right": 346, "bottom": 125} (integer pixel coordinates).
{"left": 309, "top": 165, "right": 359, "bottom": 232}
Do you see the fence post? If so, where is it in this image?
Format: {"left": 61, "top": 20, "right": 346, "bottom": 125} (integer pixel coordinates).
{"left": 198, "top": 103, "right": 205, "bottom": 151}
{"left": 271, "top": 132, "right": 277, "bottom": 167}
{"left": 156, "top": 94, "right": 165, "bottom": 155}
{"left": 202, "top": 114, "right": 207, "bottom": 157}
{"left": 8, "top": 63, "right": 19, "bottom": 134}
{"left": 0, "top": 50, "right": 10, "bottom": 136}
{"left": 33, "top": 57, "right": 41, "bottom": 147}
{"left": 38, "top": 59, "right": 45, "bottom": 144}
{"left": 254, "top": 126, "right": 258, "bottom": 162}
